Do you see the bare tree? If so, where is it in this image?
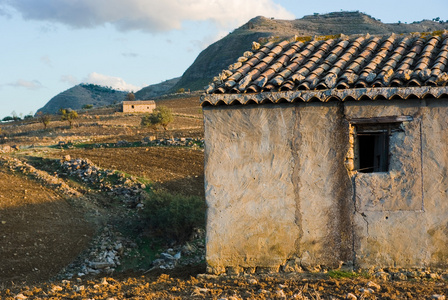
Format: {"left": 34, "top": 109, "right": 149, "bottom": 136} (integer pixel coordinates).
{"left": 37, "top": 112, "right": 51, "bottom": 129}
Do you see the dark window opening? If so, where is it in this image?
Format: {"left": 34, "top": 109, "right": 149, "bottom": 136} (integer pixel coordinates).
{"left": 350, "top": 116, "right": 412, "bottom": 174}
{"left": 358, "top": 131, "right": 389, "bottom": 173}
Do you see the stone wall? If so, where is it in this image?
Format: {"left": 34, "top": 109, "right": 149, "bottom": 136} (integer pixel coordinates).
{"left": 122, "top": 101, "right": 156, "bottom": 113}
{"left": 203, "top": 98, "right": 448, "bottom": 273}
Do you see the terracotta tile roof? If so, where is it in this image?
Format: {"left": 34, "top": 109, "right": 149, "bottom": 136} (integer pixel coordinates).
{"left": 123, "top": 100, "right": 156, "bottom": 105}
{"left": 202, "top": 32, "right": 448, "bottom": 106}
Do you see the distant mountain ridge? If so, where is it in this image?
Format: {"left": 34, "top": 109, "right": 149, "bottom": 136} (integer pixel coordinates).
{"left": 36, "top": 84, "right": 127, "bottom": 114}
{"left": 38, "top": 12, "right": 448, "bottom": 111}
{"left": 170, "top": 11, "right": 448, "bottom": 93}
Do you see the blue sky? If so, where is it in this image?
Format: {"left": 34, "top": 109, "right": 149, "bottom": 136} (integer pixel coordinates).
{"left": 0, "top": 0, "right": 447, "bottom": 119}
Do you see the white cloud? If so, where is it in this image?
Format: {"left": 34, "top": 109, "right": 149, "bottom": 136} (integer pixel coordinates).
{"left": 83, "top": 72, "right": 141, "bottom": 92}
{"left": 0, "top": 0, "right": 294, "bottom": 33}
{"left": 60, "top": 74, "right": 79, "bottom": 86}
{"left": 8, "top": 79, "right": 43, "bottom": 90}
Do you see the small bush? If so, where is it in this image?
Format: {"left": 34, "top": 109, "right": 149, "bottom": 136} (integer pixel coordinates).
{"left": 126, "top": 92, "right": 135, "bottom": 101}
{"left": 60, "top": 108, "right": 78, "bottom": 127}
{"left": 141, "top": 190, "right": 205, "bottom": 242}
{"left": 141, "top": 106, "right": 174, "bottom": 130}
{"left": 328, "top": 270, "right": 358, "bottom": 279}
{"left": 2, "top": 116, "right": 14, "bottom": 122}
{"left": 82, "top": 104, "right": 94, "bottom": 109}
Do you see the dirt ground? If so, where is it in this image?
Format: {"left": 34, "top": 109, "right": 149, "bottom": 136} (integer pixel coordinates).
{"left": 63, "top": 147, "right": 204, "bottom": 197}
{"left": 1, "top": 96, "right": 448, "bottom": 298}
{"left": 1, "top": 269, "right": 447, "bottom": 299}
{"left": 0, "top": 170, "right": 94, "bottom": 285}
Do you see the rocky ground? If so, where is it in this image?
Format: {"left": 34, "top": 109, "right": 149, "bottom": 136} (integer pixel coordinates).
{"left": 0, "top": 96, "right": 447, "bottom": 299}
{"left": 1, "top": 269, "right": 448, "bottom": 299}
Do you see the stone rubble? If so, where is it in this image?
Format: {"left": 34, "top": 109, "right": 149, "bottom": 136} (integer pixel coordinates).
{"left": 0, "top": 156, "right": 80, "bottom": 196}
{"left": 55, "top": 137, "right": 205, "bottom": 149}
{"left": 146, "top": 230, "right": 206, "bottom": 272}
{"left": 59, "top": 225, "right": 134, "bottom": 279}
{"left": 140, "top": 137, "right": 204, "bottom": 148}
{"left": 59, "top": 157, "right": 146, "bottom": 208}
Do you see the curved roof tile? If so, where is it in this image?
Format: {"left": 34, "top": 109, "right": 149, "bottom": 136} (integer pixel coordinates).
{"left": 203, "top": 32, "right": 448, "bottom": 106}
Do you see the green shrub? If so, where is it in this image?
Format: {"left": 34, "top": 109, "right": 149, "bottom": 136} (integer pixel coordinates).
{"left": 328, "top": 270, "right": 358, "bottom": 279}
{"left": 2, "top": 116, "right": 14, "bottom": 122}
{"left": 82, "top": 104, "right": 94, "bottom": 109}
{"left": 142, "top": 190, "right": 205, "bottom": 242}
{"left": 141, "top": 106, "right": 174, "bottom": 130}
{"left": 141, "top": 112, "right": 160, "bottom": 130}
{"left": 59, "top": 108, "right": 78, "bottom": 127}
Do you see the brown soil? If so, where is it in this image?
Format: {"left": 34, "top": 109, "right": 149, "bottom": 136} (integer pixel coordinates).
{"left": 63, "top": 147, "right": 204, "bottom": 197}
{"left": 0, "top": 170, "right": 94, "bottom": 285}
{"left": 1, "top": 270, "right": 448, "bottom": 299}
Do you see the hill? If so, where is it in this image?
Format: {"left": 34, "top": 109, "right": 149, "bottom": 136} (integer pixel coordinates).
{"left": 134, "top": 77, "right": 180, "bottom": 100}
{"left": 170, "top": 11, "right": 448, "bottom": 92}
{"left": 36, "top": 84, "right": 127, "bottom": 115}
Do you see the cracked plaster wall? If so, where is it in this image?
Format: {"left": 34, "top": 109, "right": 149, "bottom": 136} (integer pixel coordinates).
{"left": 204, "top": 98, "right": 448, "bottom": 273}
{"left": 345, "top": 99, "right": 448, "bottom": 269}
{"left": 203, "top": 103, "right": 352, "bottom": 274}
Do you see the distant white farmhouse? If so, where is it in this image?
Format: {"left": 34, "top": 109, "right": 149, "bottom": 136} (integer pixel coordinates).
{"left": 122, "top": 100, "right": 156, "bottom": 113}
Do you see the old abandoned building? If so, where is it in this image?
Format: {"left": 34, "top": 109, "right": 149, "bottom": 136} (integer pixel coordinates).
{"left": 122, "top": 100, "right": 156, "bottom": 113}
{"left": 202, "top": 31, "right": 448, "bottom": 274}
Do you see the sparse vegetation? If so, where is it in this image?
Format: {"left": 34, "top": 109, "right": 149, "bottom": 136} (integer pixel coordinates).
{"left": 82, "top": 104, "right": 94, "bottom": 109}
{"left": 141, "top": 106, "right": 174, "bottom": 130}
{"left": 126, "top": 92, "right": 136, "bottom": 101}
{"left": 59, "top": 108, "right": 79, "bottom": 127}
{"left": 2, "top": 116, "right": 14, "bottom": 122}
{"left": 142, "top": 190, "right": 205, "bottom": 242}
{"left": 328, "top": 270, "right": 359, "bottom": 279}
{"left": 37, "top": 112, "right": 51, "bottom": 129}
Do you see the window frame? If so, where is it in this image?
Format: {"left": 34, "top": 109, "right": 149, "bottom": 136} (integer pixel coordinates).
{"left": 348, "top": 116, "right": 413, "bottom": 173}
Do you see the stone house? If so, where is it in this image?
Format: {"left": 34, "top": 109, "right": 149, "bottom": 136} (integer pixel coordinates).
{"left": 122, "top": 100, "right": 156, "bottom": 113}
{"left": 201, "top": 32, "right": 448, "bottom": 274}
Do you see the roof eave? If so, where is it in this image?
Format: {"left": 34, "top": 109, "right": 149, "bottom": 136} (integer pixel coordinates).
{"left": 200, "top": 86, "right": 448, "bottom": 107}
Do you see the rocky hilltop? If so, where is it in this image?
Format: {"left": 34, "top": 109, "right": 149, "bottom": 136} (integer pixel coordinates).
{"left": 170, "top": 11, "right": 448, "bottom": 93}
{"left": 37, "top": 84, "right": 127, "bottom": 115}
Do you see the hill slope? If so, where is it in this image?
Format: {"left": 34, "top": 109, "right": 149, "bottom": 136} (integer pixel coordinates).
{"left": 134, "top": 77, "right": 180, "bottom": 100}
{"left": 170, "top": 11, "right": 448, "bottom": 92}
{"left": 37, "top": 84, "right": 127, "bottom": 115}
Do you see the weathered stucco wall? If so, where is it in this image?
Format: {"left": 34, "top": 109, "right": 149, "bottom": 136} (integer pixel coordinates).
{"left": 203, "top": 103, "right": 352, "bottom": 274}
{"left": 345, "top": 99, "right": 448, "bottom": 269}
{"left": 204, "top": 98, "right": 448, "bottom": 273}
